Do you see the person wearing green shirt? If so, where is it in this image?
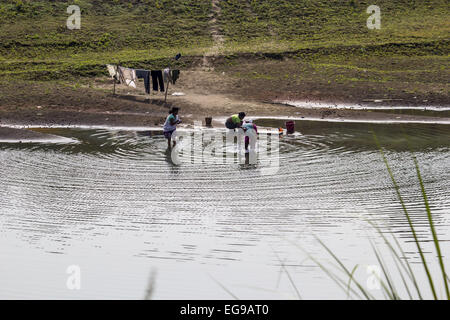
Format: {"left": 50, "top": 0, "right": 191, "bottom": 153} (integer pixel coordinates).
{"left": 225, "top": 112, "right": 246, "bottom": 130}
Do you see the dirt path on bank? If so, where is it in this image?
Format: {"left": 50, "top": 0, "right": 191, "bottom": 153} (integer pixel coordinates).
{"left": 202, "top": 0, "right": 225, "bottom": 69}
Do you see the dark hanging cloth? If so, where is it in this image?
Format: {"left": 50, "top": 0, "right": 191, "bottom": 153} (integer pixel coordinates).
{"left": 151, "top": 70, "right": 164, "bottom": 92}
{"left": 172, "top": 70, "right": 180, "bottom": 85}
{"left": 135, "top": 69, "right": 151, "bottom": 94}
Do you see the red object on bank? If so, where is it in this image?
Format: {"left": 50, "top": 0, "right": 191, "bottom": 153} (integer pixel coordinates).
{"left": 285, "top": 121, "right": 295, "bottom": 134}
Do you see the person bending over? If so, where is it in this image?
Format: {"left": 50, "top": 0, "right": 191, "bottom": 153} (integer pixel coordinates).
{"left": 225, "top": 112, "right": 246, "bottom": 130}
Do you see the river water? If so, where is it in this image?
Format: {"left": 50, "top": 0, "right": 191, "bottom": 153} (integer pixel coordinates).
{"left": 0, "top": 120, "right": 449, "bottom": 299}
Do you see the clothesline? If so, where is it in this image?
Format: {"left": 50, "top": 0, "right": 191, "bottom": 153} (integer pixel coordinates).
{"left": 106, "top": 64, "right": 180, "bottom": 95}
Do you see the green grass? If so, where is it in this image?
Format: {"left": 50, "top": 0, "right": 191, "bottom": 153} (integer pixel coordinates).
{"left": 0, "top": 0, "right": 448, "bottom": 80}
{"left": 0, "top": 0, "right": 212, "bottom": 78}
{"left": 219, "top": 0, "right": 450, "bottom": 54}
{"left": 0, "top": 0, "right": 212, "bottom": 55}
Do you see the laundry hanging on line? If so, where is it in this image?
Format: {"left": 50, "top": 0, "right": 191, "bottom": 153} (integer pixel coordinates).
{"left": 163, "top": 68, "right": 181, "bottom": 85}
{"left": 154, "top": 69, "right": 180, "bottom": 90}
{"left": 106, "top": 64, "right": 117, "bottom": 78}
{"left": 151, "top": 70, "right": 165, "bottom": 92}
{"left": 106, "top": 65, "right": 180, "bottom": 93}
{"left": 163, "top": 68, "right": 172, "bottom": 85}
{"left": 135, "top": 69, "right": 151, "bottom": 94}
{"left": 172, "top": 70, "right": 180, "bottom": 84}
{"left": 118, "top": 66, "right": 137, "bottom": 88}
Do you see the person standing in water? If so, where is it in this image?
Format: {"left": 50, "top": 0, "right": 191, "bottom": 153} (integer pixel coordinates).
{"left": 163, "top": 107, "right": 181, "bottom": 149}
{"left": 225, "top": 112, "right": 246, "bottom": 130}
{"left": 242, "top": 119, "right": 258, "bottom": 153}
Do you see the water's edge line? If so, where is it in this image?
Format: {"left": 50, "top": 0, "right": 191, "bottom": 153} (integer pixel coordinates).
{"left": 1, "top": 114, "right": 450, "bottom": 132}
{"left": 252, "top": 116, "right": 450, "bottom": 125}
{"left": 277, "top": 100, "right": 450, "bottom": 112}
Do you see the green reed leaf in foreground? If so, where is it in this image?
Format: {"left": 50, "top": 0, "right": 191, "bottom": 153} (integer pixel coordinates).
{"left": 372, "top": 131, "right": 438, "bottom": 299}
{"left": 314, "top": 237, "right": 375, "bottom": 300}
{"left": 368, "top": 220, "right": 422, "bottom": 299}
{"left": 285, "top": 237, "right": 369, "bottom": 300}
{"left": 399, "top": 125, "right": 450, "bottom": 300}
{"left": 209, "top": 274, "right": 239, "bottom": 300}
{"left": 369, "top": 240, "right": 396, "bottom": 299}
{"left": 391, "top": 249, "right": 413, "bottom": 300}
{"left": 412, "top": 155, "right": 450, "bottom": 299}
{"left": 272, "top": 249, "right": 303, "bottom": 300}
{"left": 291, "top": 132, "right": 448, "bottom": 300}
{"left": 346, "top": 265, "right": 359, "bottom": 299}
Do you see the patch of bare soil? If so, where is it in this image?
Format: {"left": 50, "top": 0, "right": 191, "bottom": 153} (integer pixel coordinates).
{"left": 213, "top": 57, "right": 450, "bottom": 108}
{"left": 0, "top": 58, "right": 449, "bottom": 130}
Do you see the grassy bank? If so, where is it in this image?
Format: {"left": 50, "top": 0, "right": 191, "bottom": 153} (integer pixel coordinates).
{"left": 219, "top": 0, "right": 449, "bottom": 53}
{"left": 214, "top": 49, "right": 449, "bottom": 105}
{"left": 0, "top": 0, "right": 448, "bottom": 79}
{"left": 0, "top": 0, "right": 448, "bottom": 113}
{"left": 0, "top": 0, "right": 212, "bottom": 79}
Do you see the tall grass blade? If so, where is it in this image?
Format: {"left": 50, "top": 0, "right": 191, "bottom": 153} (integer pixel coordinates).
{"left": 369, "top": 240, "right": 399, "bottom": 299}
{"left": 412, "top": 156, "right": 450, "bottom": 299}
{"left": 287, "top": 239, "right": 367, "bottom": 300}
{"left": 315, "top": 237, "right": 375, "bottom": 300}
{"left": 391, "top": 249, "right": 414, "bottom": 299}
{"left": 274, "top": 254, "right": 302, "bottom": 300}
{"left": 372, "top": 131, "right": 438, "bottom": 299}
{"left": 271, "top": 248, "right": 303, "bottom": 299}
{"left": 143, "top": 268, "right": 157, "bottom": 300}
{"left": 390, "top": 232, "right": 423, "bottom": 299}
{"left": 209, "top": 274, "right": 239, "bottom": 300}
{"left": 400, "top": 127, "right": 450, "bottom": 299}
{"left": 307, "top": 254, "right": 365, "bottom": 300}
{"left": 346, "top": 265, "right": 359, "bottom": 299}
{"left": 369, "top": 220, "right": 422, "bottom": 299}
